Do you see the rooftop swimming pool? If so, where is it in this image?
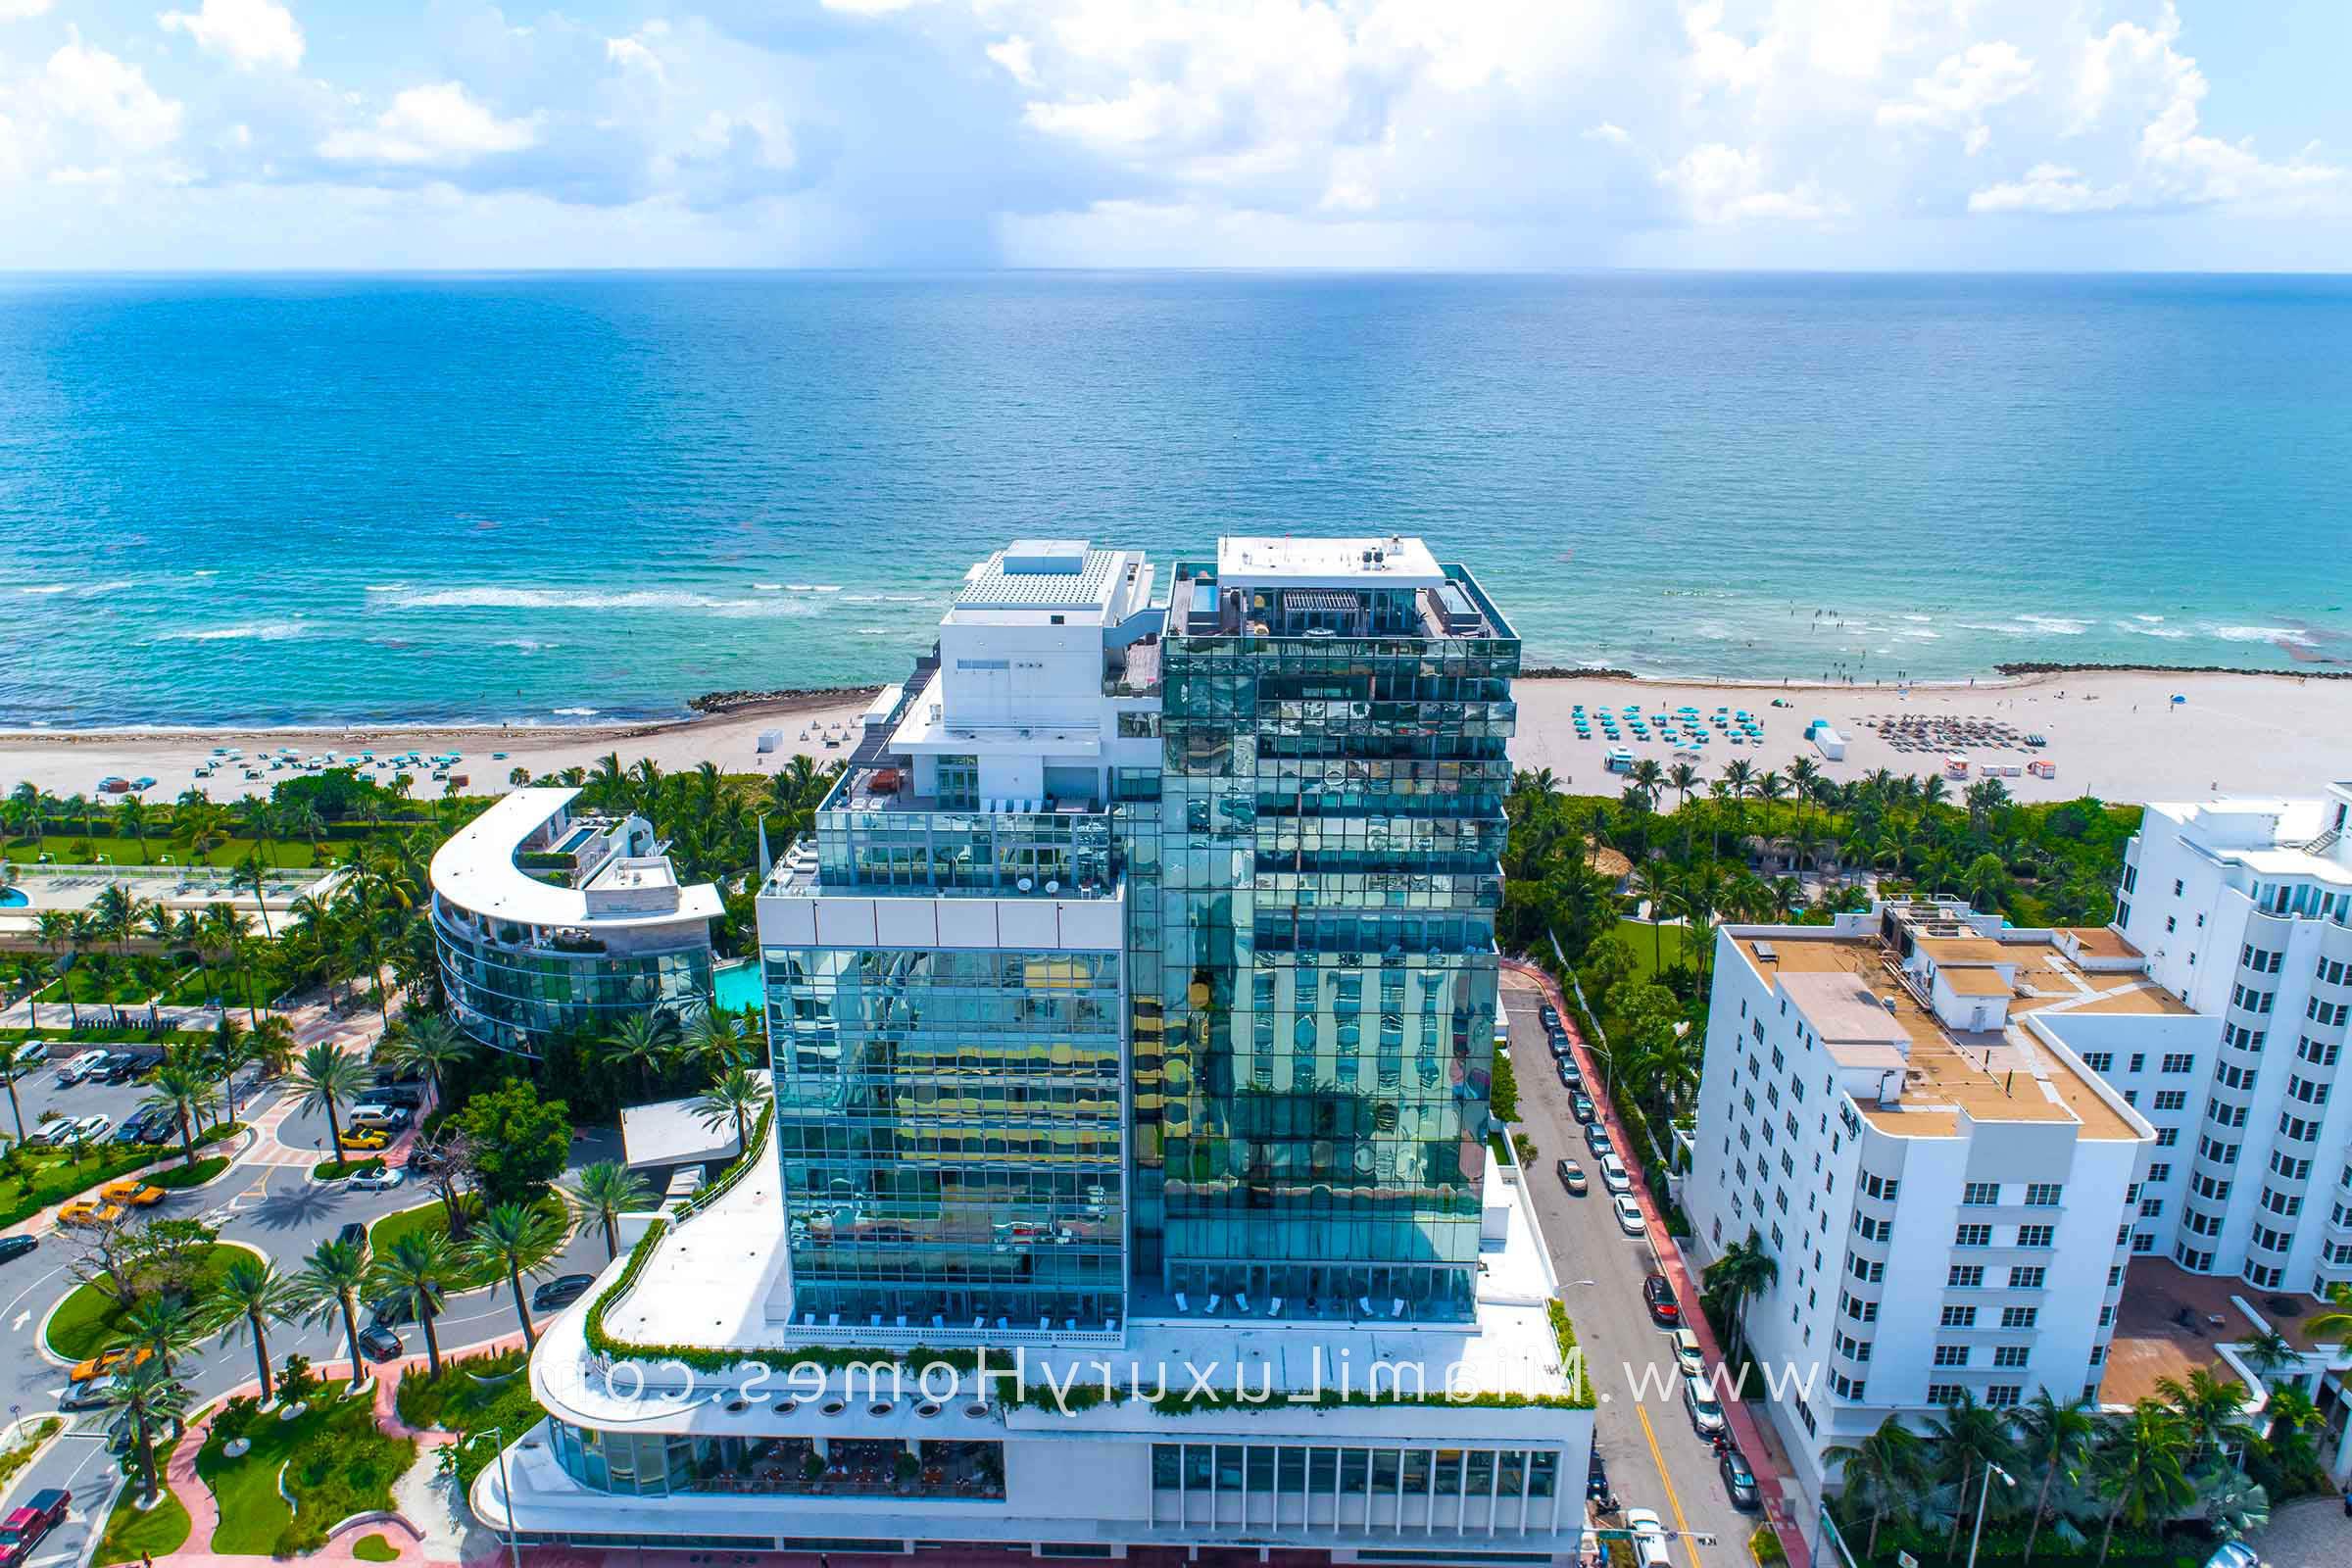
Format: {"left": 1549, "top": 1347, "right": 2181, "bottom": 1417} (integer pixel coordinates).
{"left": 711, "top": 959, "right": 763, "bottom": 1015}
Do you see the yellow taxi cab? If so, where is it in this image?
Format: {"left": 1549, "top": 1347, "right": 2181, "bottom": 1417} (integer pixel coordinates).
{"left": 56, "top": 1200, "right": 125, "bottom": 1228}
{"left": 98, "top": 1180, "right": 167, "bottom": 1207}
{"left": 339, "top": 1128, "right": 392, "bottom": 1152}
{"left": 68, "top": 1347, "right": 152, "bottom": 1384}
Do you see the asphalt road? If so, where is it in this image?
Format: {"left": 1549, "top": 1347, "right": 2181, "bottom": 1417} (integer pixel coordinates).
{"left": 1503, "top": 982, "right": 1756, "bottom": 1568}
{"left": 0, "top": 1073, "right": 623, "bottom": 1563}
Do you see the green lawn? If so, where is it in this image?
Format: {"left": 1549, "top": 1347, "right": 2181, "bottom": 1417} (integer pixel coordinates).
{"left": 352, "top": 1534, "right": 401, "bottom": 1562}
{"left": 0, "top": 1123, "right": 236, "bottom": 1231}
{"left": 0, "top": 1417, "right": 60, "bottom": 1496}
{"left": 196, "top": 1391, "right": 416, "bottom": 1556}
{"left": 1614, "top": 914, "right": 1690, "bottom": 984}
{"left": 2, "top": 833, "right": 319, "bottom": 869}
{"left": 44, "top": 1242, "right": 248, "bottom": 1361}
{"left": 92, "top": 1439, "right": 194, "bottom": 1566}
{"left": 147, "top": 1155, "right": 230, "bottom": 1189}
{"left": 367, "top": 1197, "right": 566, "bottom": 1291}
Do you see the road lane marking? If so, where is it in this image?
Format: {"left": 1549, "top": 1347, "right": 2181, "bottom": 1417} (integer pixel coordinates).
{"left": 1633, "top": 1396, "right": 1706, "bottom": 1568}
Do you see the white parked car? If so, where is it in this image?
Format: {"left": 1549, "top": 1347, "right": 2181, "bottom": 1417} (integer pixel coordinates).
{"left": 56, "top": 1050, "right": 109, "bottom": 1086}
{"left": 59, "top": 1113, "right": 113, "bottom": 1146}
{"left": 1671, "top": 1327, "right": 1705, "bottom": 1378}
{"left": 1599, "top": 1153, "right": 1632, "bottom": 1194}
{"left": 1624, "top": 1507, "right": 1673, "bottom": 1568}
{"left": 1612, "top": 1193, "right": 1646, "bottom": 1237}
{"left": 348, "top": 1103, "right": 411, "bottom": 1128}
{"left": 348, "top": 1166, "right": 406, "bottom": 1194}
{"left": 1684, "top": 1372, "right": 1727, "bottom": 1438}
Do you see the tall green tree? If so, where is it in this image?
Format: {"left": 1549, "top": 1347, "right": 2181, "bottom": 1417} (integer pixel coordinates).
{"left": 297, "top": 1237, "right": 373, "bottom": 1391}
{"left": 206, "top": 1255, "right": 305, "bottom": 1403}
{"left": 101, "top": 1356, "right": 190, "bottom": 1505}
{"left": 463, "top": 1200, "right": 568, "bottom": 1348}
{"left": 568, "top": 1160, "right": 654, "bottom": 1259}
{"left": 368, "top": 1233, "right": 454, "bottom": 1378}
{"left": 141, "top": 1055, "right": 223, "bottom": 1166}
{"left": 291, "top": 1040, "right": 368, "bottom": 1157}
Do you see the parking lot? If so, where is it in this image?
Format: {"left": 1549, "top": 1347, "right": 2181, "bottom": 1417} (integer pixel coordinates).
{"left": 1502, "top": 981, "right": 1756, "bottom": 1568}
{"left": 3, "top": 1046, "right": 223, "bottom": 1150}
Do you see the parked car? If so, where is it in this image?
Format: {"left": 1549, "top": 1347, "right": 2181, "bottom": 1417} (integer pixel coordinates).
{"left": 1571, "top": 1093, "right": 1596, "bottom": 1123}
{"left": 112, "top": 1108, "right": 168, "bottom": 1145}
{"left": 1586, "top": 1451, "right": 1611, "bottom": 1504}
{"left": 368, "top": 1293, "right": 415, "bottom": 1329}
{"left": 349, "top": 1166, "right": 405, "bottom": 1194}
{"left": 57, "top": 1199, "right": 125, "bottom": 1228}
{"left": 1611, "top": 1194, "right": 1645, "bottom": 1237}
{"left": 69, "top": 1347, "right": 151, "bottom": 1385}
{"left": 55, "top": 1050, "right": 108, "bottom": 1086}
{"left": 358, "top": 1323, "right": 404, "bottom": 1361}
{"left": 59, "top": 1373, "right": 118, "bottom": 1411}
{"left": 1556, "top": 1062, "right": 1578, "bottom": 1090}
{"left": 1684, "top": 1373, "right": 1727, "bottom": 1439}
{"left": 339, "top": 1127, "right": 392, "bottom": 1152}
{"left": 58, "top": 1114, "right": 113, "bottom": 1146}
{"left": 0, "top": 1488, "right": 71, "bottom": 1568}
{"left": 349, "top": 1103, "right": 412, "bottom": 1129}
{"left": 92, "top": 1052, "right": 142, "bottom": 1084}
{"left": 1642, "top": 1273, "right": 1679, "bottom": 1325}
{"left": 1547, "top": 1032, "right": 1572, "bottom": 1060}
{"left": 1671, "top": 1327, "right": 1704, "bottom": 1377}
{"left": 1599, "top": 1153, "right": 1632, "bottom": 1194}
{"left": 6, "top": 1042, "right": 46, "bottom": 1071}
{"left": 1624, "top": 1507, "right": 1672, "bottom": 1568}
{"left": 1555, "top": 1159, "right": 1587, "bottom": 1196}
{"left": 369, "top": 1084, "right": 426, "bottom": 1108}
{"left": 105, "top": 1408, "right": 181, "bottom": 1457}
{"left": 1584, "top": 1123, "right": 1613, "bottom": 1158}
{"left": 1720, "top": 1447, "right": 1761, "bottom": 1510}
{"left": 532, "top": 1273, "right": 597, "bottom": 1312}
{"left": 0, "top": 1235, "right": 35, "bottom": 1265}
{"left": 1539, "top": 1004, "right": 1560, "bottom": 1031}
{"left": 336, "top": 1221, "right": 369, "bottom": 1252}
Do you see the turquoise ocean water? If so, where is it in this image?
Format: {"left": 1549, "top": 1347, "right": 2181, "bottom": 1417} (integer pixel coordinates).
{"left": 1, "top": 271, "right": 2346, "bottom": 731}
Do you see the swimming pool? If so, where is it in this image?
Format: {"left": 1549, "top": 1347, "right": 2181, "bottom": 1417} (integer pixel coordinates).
{"left": 711, "top": 959, "right": 763, "bottom": 1015}
{"left": 0, "top": 887, "right": 26, "bottom": 908}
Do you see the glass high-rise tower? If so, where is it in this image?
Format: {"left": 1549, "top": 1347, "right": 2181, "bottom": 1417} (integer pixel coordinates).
{"left": 757, "top": 535, "right": 1517, "bottom": 1334}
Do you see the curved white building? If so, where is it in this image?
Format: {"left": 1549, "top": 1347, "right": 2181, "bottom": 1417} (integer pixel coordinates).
{"left": 430, "top": 788, "right": 722, "bottom": 1054}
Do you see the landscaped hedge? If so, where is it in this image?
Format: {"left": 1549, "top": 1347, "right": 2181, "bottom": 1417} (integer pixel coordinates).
{"left": 0, "top": 1120, "right": 241, "bottom": 1230}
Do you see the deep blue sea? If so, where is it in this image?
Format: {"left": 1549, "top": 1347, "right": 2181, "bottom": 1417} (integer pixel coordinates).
{"left": 2, "top": 271, "right": 2347, "bottom": 730}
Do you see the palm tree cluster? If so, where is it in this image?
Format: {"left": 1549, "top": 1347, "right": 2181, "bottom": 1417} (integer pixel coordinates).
{"left": 21, "top": 892, "right": 270, "bottom": 1028}
{"left": 1828, "top": 1373, "right": 2283, "bottom": 1568}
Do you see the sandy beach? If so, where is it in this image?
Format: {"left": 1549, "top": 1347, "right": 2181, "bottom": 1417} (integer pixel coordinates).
{"left": 1, "top": 669, "right": 2346, "bottom": 809}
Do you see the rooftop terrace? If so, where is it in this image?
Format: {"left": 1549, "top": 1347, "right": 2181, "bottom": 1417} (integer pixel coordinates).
{"left": 1733, "top": 929, "right": 2146, "bottom": 1141}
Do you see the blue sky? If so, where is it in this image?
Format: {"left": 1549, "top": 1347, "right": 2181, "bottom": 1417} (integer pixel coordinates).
{"left": 3, "top": 0, "right": 2348, "bottom": 270}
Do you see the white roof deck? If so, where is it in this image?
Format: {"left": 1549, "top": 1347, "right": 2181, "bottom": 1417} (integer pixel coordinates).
{"left": 1216, "top": 534, "right": 1446, "bottom": 590}
{"left": 429, "top": 788, "right": 722, "bottom": 929}
{"left": 535, "top": 1149, "right": 1580, "bottom": 1435}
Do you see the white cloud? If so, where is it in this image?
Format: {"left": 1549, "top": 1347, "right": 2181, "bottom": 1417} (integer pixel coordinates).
{"left": 1877, "top": 41, "right": 2033, "bottom": 154}
{"left": 318, "top": 82, "right": 539, "bottom": 166}
{"left": 39, "top": 42, "right": 184, "bottom": 154}
{"left": 1661, "top": 142, "right": 1844, "bottom": 223}
{"left": 985, "top": 35, "right": 1038, "bottom": 88}
{"left": 1586, "top": 122, "right": 1631, "bottom": 146}
{"left": 158, "top": 0, "right": 305, "bottom": 72}
{"left": 1966, "top": 163, "right": 2124, "bottom": 215}
{"left": 0, "top": 0, "right": 56, "bottom": 21}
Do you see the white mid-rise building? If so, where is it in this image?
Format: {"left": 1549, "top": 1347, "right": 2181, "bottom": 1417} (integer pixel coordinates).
{"left": 2105, "top": 781, "right": 2352, "bottom": 1295}
{"left": 1686, "top": 902, "right": 2155, "bottom": 1496}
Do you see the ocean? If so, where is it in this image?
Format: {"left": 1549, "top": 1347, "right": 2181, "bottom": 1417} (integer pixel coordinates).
{"left": 2, "top": 271, "right": 2347, "bottom": 731}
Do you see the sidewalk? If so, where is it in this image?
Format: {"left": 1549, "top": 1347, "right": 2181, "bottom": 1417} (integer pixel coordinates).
{"left": 1502, "top": 956, "right": 1811, "bottom": 1568}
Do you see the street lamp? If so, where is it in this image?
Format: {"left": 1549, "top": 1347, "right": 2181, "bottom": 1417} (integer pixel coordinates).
{"left": 464, "top": 1429, "right": 523, "bottom": 1568}
{"left": 1965, "top": 1460, "right": 2016, "bottom": 1568}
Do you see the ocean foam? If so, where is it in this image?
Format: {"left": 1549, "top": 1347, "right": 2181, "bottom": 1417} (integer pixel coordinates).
{"left": 19, "top": 585, "right": 70, "bottom": 595}
{"left": 376, "top": 586, "right": 817, "bottom": 616}
{"left": 2116, "top": 619, "right": 2190, "bottom": 639}
{"left": 552, "top": 706, "right": 600, "bottom": 716}
{"left": 2209, "top": 624, "right": 2317, "bottom": 646}
{"left": 2016, "top": 613, "right": 2089, "bottom": 635}
{"left": 163, "top": 619, "right": 310, "bottom": 642}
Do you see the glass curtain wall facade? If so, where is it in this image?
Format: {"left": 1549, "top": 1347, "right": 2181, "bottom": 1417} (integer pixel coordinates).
{"left": 766, "top": 943, "right": 1127, "bottom": 1328}
{"left": 434, "top": 908, "right": 714, "bottom": 1055}
{"left": 1133, "top": 575, "right": 1518, "bottom": 1320}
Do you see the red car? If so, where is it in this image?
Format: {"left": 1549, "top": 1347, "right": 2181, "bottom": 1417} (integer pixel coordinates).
{"left": 0, "top": 1489, "right": 70, "bottom": 1568}
{"left": 1642, "top": 1272, "right": 1680, "bottom": 1325}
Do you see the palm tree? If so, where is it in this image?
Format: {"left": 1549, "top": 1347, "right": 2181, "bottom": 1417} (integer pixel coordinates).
{"left": 1666, "top": 761, "right": 1699, "bottom": 813}
{"left": 693, "top": 1063, "right": 772, "bottom": 1156}
{"left": 680, "top": 1003, "right": 746, "bottom": 1075}
{"left": 368, "top": 1233, "right": 454, "bottom": 1377}
{"left": 297, "top": 1237, "right": 373, "bottom": 1391}
{"left": 174, "top": 801, "right": 233, "bottom": 862}
{"left": 2157, "top": 1368, "right": 2254, "bottom": 1466}
{"left": 2014, "top": 1390, "right": 2098, "bottom": 1564}
{"left": 2089, "top": 1400, "right": 2194, "bottom": 1566}
{"left": 100, "top": 1357, "right": 190, "bottom": 1505}
{"left": 114, "top": 798, "right": 153, "bottom": 863}
{"left": 227, "top": 851, "right": 277, "bottom": 938}
{"left": 1826, "top": 1416, "right": 1931, "bottom": 1559}
{"left": 1927, "top": 1389, "right": 2018, "bottom": 1556}
{"left": 2306, "top": 1282, "right": 2352, "bottom": 1345}
{"left": 600, "top": 1009, "right": 674, "bottom": 1098}
{"left": 464, "top": 1201, "right": 568, "bottom": 1348}
{"left": 116, "top": 1297, "right": 206, "bottom": 1376}
{"left": 569, "top": 1161, "right": 654, "bottom": 1259}
{"left": 142, "top": 1055, "right": 222, "bottom": 1166}
{"left": 1701, "top": 1228, "right": 1779, "bottom": 1366}
{"left": 206, "top": 1255, "right": 304, "bottom": 1402}
{"left": 250, "top": 1013, "right": 298, "bottom": 1077}
{"left": 379, "top": 1011, "right": 474, "bottom": 1107}
{"left": 292, "top": 1041, "right": 368, "bottom": 1157}
{"left": 1631, "top": 859, "right": 1674, "bottom": 973}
